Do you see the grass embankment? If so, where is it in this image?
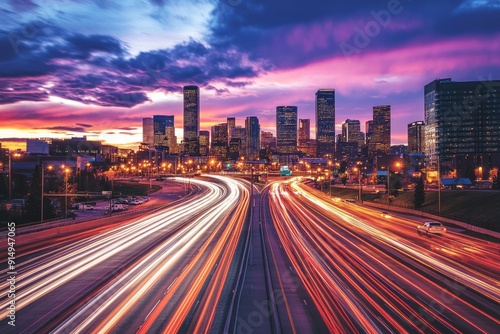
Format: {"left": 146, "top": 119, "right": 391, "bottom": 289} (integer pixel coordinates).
{"left": 113, "top": 182, "right": 162, "bottom": 196}
{"left": 329, "top": 186, "right": 500, "bottom": 232}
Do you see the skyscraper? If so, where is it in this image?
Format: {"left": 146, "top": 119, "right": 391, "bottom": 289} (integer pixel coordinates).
{"left": 316, "top": 89, "right": 335, "bottom": 157}
{"left": 276, "top": 106, "right": 298, "bottom": 154}
{"left": 261, "top": 131, "right": 276, "bottom": 150}
{"left": 227, "top": 117, "right": 236, "bottom": 145}
{"left": 424, "top": 78, "right": 500, "bottom": 178}
{"left": 408, "top": 121, "right": 425, "bottom": 153}
{"left": 142, "top": 118, "right": 154, "bottom": 146}
{"left": 370, "top": 105, "right": 391, "bottom": 156}
{"left": 153, "top": 115, "right": 174, "bottom": 150}
{"left": 298, "top": 119, "right": 310, "bottom": 142}
{"left": 183, "top": 85, "right": 200, "bottom": 155}
{"left": 245, "top": 116, "right": 260, "bottom": 160}
{"left": 211, "top": 123, "right": 228, "bottom": 160}
{"left": 341, "top": 119, "right": 364, "bottom": 147}
{"left": 365, "top": 120, "right": 374, "bottom": 155}
{"left": 199, "top": 130, "right": 210, "bottom": 156}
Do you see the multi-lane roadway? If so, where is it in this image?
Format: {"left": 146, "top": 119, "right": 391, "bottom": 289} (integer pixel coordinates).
{"left": 264, "top": 178, "right": 500, "bottom": 333}
{"left": 0, "top": 176, "right": 248, "bottom": 333}
{"left": 1, "top": 175, "right": 499, "bottom": 333}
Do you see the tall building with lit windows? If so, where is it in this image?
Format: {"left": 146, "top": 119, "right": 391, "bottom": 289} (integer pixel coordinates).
{"left": 199, "top": 130, "right": 210, "bottom": 156}
{"left": 245, "top": 116, "right": 260, "bottom": 160}
{"left": 424, "top": 78, "right": 500, "bottom": 179}
{"left": 153, "top": 115, "right": 174, "bottom": 150}
{"left": 183, "top": 85, "right": 200, "bottom": 155}
{"left": 316, "top": 89, "right": 335, "bottom": 157}
{"left": 227, "top": 117, "right": 236, "bottom": 145}
{"left": 142, "top": 117, "right": 154, "bottom": 146}
{"left": 341, "top": 119, "right": 364, "bottom": 147}
{"left": 211, "top": 123, "right": 228, "bottom": 160}
{"left": 276, "top": 106, "right": 298, "bottom": 154}
{"left": 370, "top": 105, "right": 391, "bottom": 156}
{"left": 298, "top": 119, "right": 310, "bottom": 143}
{"left": 408, "top": 121, "right": 425, "bottom": 153}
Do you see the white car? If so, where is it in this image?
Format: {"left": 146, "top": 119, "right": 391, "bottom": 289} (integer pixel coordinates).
{"left": 418, "top": 221, "right": 447, "bottom": 236}
{"left": 79, "top": 204, "right": 95, "bottom": 210}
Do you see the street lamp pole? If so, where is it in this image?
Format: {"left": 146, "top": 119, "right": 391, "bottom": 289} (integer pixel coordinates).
{"left": 63, "top": 167, "right": 70, "bottom": 219}
{"left": 328, "top": 160, "right": 333, "bottom": 196}
{"left": 358, "top": 167, "right": 362, "bottom": 203}
{"left": 387, "top": 166, "right": 391, "bottom": 198}
{"left": 41, "top": 163, "right": 44, "bottom": 222}
{"left": 8, "top": 153, "right": 13, "bottom": 202}
{"left": 438, "top": 154, "right": 441, "bottom": 214}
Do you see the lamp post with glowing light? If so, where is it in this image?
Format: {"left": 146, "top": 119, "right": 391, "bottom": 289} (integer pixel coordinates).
{"left": 8, "top": 152, "right": 21, "bottom": 202}
{"left": 62, "top": 166, "right": 71, "bottom": 219}
{"left": 328, "top": 160, "right": 333, "bottom": 196}
{"left": 354, "top": 161, "right": 363, "bottom": 203}
{"left": 41, "top": 164, "right": 53, "bottom": 222}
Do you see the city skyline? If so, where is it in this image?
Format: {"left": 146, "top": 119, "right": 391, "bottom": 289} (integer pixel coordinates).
{"left": 1, "top": 1, "right": 499, "bottom": 150}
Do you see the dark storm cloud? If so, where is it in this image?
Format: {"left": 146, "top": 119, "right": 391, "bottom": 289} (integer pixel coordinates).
{"left": 0, "top": 25, "right": 268, "bottom": 107}
{"left": 209, "top": 0, "right": 500, "bottom": 68}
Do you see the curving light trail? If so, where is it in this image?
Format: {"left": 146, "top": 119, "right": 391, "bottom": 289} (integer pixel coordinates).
{"left": 267, "top": 178, "right": 500, "bottom": 333}
{"left": 0, "top": 176, "right": 249, "bottom": 334}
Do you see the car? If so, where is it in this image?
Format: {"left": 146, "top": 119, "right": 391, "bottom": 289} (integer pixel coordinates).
{"left": 78, "top": 204, "right": 95, "bottom": 210}
{"left": 343, "top": 198, "right": 356, "bottom": 203}
{"left": 111, "top": 204, "right": 127, "bottom": 211}
{"left": 417, "top": 221, "right": 447, "bottom": 236}
{"left": 380, "top": 211, "right": 391, "bottom": 218}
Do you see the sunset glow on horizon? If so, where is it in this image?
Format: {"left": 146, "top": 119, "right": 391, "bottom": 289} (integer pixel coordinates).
{"left": 1, "top": 0, "right": 499, "bottom": 150}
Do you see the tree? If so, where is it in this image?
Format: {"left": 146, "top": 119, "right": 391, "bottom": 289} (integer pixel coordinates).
{"left": 392, "top": 179, "right": 402, "bottom": 197}
{"left": 492, "top": 175, "right": 500, "bottom": 189}
{"left": 25, "top": 165, "right": 42, "bottom": 221}
{"left": 340, "top": 174, "right": 348, "bottom": 186}
{"left": 413, "top": 177, "right": 426, "bottom": 209}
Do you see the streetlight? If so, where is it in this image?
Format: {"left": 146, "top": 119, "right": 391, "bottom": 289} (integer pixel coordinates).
{"left": 386, "top": 161, "right": 401, "bottom": 205}
{"left": 8, "top": 152, "right": 21, "bottom": 202}
{"left": 328, "top": 160, "right": 333, "bottom": 196}
{"left": 437, "top": 154, "right": 441, "bottom": 214}
{"left": 41, "top": 164, "right": 53, "bottom": 222}
{"left": 355, "top": 161, "right": 363, "bottom": 203}
{"left": 62, "top": 166, "right": 71, "bottom": 219}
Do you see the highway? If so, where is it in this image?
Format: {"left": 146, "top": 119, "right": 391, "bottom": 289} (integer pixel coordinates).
{"left": 266, "top": 177, "right": 500, "bottom": 333}
{"left": 0, "top": 176, "right": 249, "bottom": 333}
{"left": 1, "top": 174, "right": 499, "bottom": 333}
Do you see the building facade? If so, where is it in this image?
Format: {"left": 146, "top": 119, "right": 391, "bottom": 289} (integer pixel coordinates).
{"left": 276, "top": 106, "right": 298, "bottom": 154}
{"left": 199, "top": 130, "right": 210, "bottom": 156}
{"left": 370, "top": 105, "right": 391, "bottom": 156}
{"left": 424, "top": 78, "right": 500, "bottom": 179}
{"left": 183, "top": 85, "right": 200, "bottom": 155}
{"left": 142, "top": 117, "right": 154, "bottom": 146}
{"left": 153, "top": 115, "right": 174, "bottom": 152}
{"left": 227, "top": 117, "right": 236, "bottom": 145}
{"left": 211, "top": 123, "right": 228, "bottom": 160}
{"left": 341, "top": 119, "right": 364, "bottom": 147}
{"left": 316, "top": 89, "right": 335, "bottom": 157}
{"left": 245, "top": 116, "right": 260, "bottom": 160}
{"left": 408, "top": 121, "right": 425, "bottom": 154}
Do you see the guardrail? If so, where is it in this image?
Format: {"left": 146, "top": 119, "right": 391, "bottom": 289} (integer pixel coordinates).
{"left": 363, "top": 201, "right": 500, "bottom": 239}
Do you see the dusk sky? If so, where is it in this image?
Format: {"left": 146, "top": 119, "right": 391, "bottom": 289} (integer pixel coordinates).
{"left": 1, "top": 0, "right": 499, "bottom": 150}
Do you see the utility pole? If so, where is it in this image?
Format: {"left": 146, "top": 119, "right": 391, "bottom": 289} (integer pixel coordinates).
{"left": 438, "top": 154, "right": 441, "bottom": 214}
{"left": 41, "top": 163, "right": 44, "bottom": 222}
